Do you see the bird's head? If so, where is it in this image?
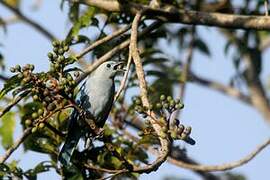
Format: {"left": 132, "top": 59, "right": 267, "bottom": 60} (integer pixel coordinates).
{"left": 94, "top": 61, "right": 125, "bottom": 79}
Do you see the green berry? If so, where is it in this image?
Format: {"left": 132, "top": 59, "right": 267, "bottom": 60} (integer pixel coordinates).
{"left": 160, "top": 94, "right": 166, "bottom": 101}
{"left": 169, "top": 100, "right": 175, "bottom": 107}
{"left": 175, "top": 103, "right": 184, "bottom": 109}
{"left": 48, "top": 52, "right": 53, "bottom": 59}
{"left": 175, "top": 99, "right": 181, "bottom": 104}
{"left": 54, "top": 63, "right": 60, "bottom": 69}
{"left": 162, "top": 126, "right": 168, "bottom": 132}
{"left": 38, "top": 123, "right": 45, "bottom": 129}
{"left": 160, "top": 132, "right": 166, "bottom": 139}
{"left": 59, "top": 55, "right": 65, "bottom": 62}
{"left": 33, "top": 95, "right": 39, "bottom": 101}
{"left": 31, "top": 127, "right": 38, "bottom": 133}
{"left": 38, "top": 109, "right": 44, "bottom": 116}
{"left": 58, "top": 48, "right": 64, "bottom": 55}
{"left": 15, "top": 65, "right": 21, "bottom": 71}
{"left": 156, "top": 103, "right": 162, "bottom": 109}
{"left": 163, "top": 103, "right": 169, "bottom": 109}
{"left": 66, "top": 74, "right": 73, "bottom": 81}
{"left": 135, "top": 98, "right": 142, "bottom": 105}
{"left": 53, "top": 47, "right": 58, "bottom": 53}
{"left": 52, "top": 40, "right": 60, "bottom": 47}
{"left": 52, "top": 53, "right": 58, "bottom": 60}
{"left": 167, "top": 96, "right": 173, "bottom": 101}
{"left": 29, "top": 64, "right": 35, "bottom": 71}
{"left": 160, "top": 117, "right": 166, "bottom": 124}
{"left": 17, "top": 73, "right": 23, "bottom": 79}
{"left": 25, "top": 119, "right": 32, "bottom": 126}
{"left": 63, "top": 46, "right": 69, "bottom": 52}
{"left": 31, "top": 112, "right": 38, "bottom": 119}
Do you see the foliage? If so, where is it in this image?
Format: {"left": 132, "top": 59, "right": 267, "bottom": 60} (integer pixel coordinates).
{"left": 1, "top": 0, "right": 270, "bottom": 179}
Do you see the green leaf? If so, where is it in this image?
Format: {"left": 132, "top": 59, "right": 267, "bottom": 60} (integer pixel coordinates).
{"left": 24, "top": 161, "right": 53, "bottom": 180}
{"left": 0, "top": 112, "right": 15, "bottom": 149}
{"left": 67, "top": 7, "right": 96, "bottom": 40}
{"left": 0, "top": 75, "right": 21, "bottom": 100}
{"left": 194, "top": 39, "right": 211, "bottom": 56}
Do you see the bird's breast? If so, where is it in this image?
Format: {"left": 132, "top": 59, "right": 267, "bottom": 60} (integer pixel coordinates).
{"left": 84, "top": 77, "right": 114, "bottom": 121}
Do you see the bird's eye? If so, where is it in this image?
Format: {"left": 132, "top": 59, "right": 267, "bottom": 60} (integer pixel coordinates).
{"left": 113, "top": 65, "right": 117, "bottom": 70}
{"left": 106, "top": 64, "right": 111, "bottom": 68}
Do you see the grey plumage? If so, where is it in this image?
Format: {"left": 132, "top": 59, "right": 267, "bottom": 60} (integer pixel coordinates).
{"left": 58, "top": 61, "right": 123, "bottom": 166}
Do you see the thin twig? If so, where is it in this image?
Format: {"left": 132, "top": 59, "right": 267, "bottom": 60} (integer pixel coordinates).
{"left": 76, "top": 25, "right": 131, "bottom": 59}
{"left": 189, "top": 72, "right": 251, "bottom": 105}
{"left": 0, "top": 74, "right": 9, "bottom": 81}
{"left": 76, "top": 21, "right": 162, "bottom": 84}
{"left": 0, "top": 91, "right": 30, "bottom": 118}
{"left": 167, "top": 138, "right": 270, "bottom": 171}
{"left": 265, "top": 0, "right": 269, "bottom": 16}
{"left": 129, "top": 11, "right": 170, "bottom": 173}
{"left": 79, "top": 0, "right": 270, "bottom": 30}
{"left": 122, "top": 127, "right": 270, "bottom": 172}
{"left": 174, "top": 27, "right": 195, "bottom": 119}
{"left": 0, "top": 104, "right": 73, "bottom": 163}
{"left": 0, "top": 128, "right": 32, "bottom": 163}
{"left": 114, "top": 52, "right": 132, "bottom": 102}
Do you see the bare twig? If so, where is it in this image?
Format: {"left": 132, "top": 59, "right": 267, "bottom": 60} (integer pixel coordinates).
{"left": 0, "top": 128, "right": 32, "bottom": 163}
{"left": 0, "top": 91, "right": 30, "bottom": 118}
{"left": 129, "top": 11, "right": 170, "bottom": 173}
{"left": 174, "top": 27, "right": 195, "bottom": 119}
{"left": 76, "top": 25, "right": 131, "bottom": 59}
{"left": 78, "top": 0, "right": 270, "bottom": 30}
{"left": 0, "top": 104, "right": 73, "bottom": 163}
{"left": 167, "top": 138, "right": 270, "bottom": 171}
{"left": 114, "top": 52, "right": 132, "bottom": 102}
{"left": 76, "top": 21, "right": 162, "bottom": 84}
{"left": 265, "top": 0, "right": 269, "bottom": 16}
{"left": 0, "top": 74, "right": 9, "bottom": 82}
{"left": 123, "top": 127, "right": 270, "bottom": 172}
{"left": 189, "top": 72, "right": 251, "bottom": 105}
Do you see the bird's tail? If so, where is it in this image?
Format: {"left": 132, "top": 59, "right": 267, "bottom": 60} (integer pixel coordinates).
{"left": 58, "top": 111, "right": 82, "bottom": 167}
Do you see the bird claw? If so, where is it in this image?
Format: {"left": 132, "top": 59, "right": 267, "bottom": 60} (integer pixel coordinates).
{"left": 94, "top": 128, "right": 104, "bottom": 140}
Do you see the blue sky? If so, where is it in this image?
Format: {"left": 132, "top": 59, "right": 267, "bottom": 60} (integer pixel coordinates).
{"left": 0, "top": 1, "right": 270, "bottom": 180}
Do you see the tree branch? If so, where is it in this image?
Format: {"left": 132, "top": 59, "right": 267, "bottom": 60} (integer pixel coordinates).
{"left": 78, "top": 0, "right": 270, "bottom": 30}
{"left": 189, "top": 72, "right": 251, "bottom": 105}
{"left": 0, "top": 128, "right": 32, "bottom": 163}
{"left": 76, "top": 21, "right": 162, "bottom": 84}
{"left": 129, "top": 11, "right": 170, "bottom": 173}
{"left": 167, "top": 138, "right": 270, "bottom": 171}
{"left": 76, "top": 24, "right": 131, "bottom": 59}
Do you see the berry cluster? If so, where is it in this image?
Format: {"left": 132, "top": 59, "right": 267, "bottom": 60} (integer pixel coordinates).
{"left": 133, "top": 95, "right": 193, "bottom": 143}
{"left": 9, "top": 40, "right": 78, "bottom": 133}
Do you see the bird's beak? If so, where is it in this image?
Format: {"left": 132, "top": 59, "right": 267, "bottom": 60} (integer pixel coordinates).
{"left": 115, "top": 61, "right": 126, "bottom": 72}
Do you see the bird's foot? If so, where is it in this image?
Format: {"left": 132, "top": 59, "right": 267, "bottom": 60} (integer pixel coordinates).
{"left": 94, "top": 128, "right": 104, "bottom": 140}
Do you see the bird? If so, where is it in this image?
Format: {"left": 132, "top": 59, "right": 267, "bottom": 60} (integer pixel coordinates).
{"left": 58, "top": 61, "right": 124, "bottom": 167}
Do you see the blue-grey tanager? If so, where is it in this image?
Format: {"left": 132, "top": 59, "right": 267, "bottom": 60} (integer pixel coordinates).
{"left": 58, "top": 61, "right": 124, "bottom": 166}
